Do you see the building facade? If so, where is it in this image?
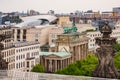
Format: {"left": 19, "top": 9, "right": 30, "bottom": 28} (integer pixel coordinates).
{"left": 12, "top": 26, "right": 54, "bottom": 46}
{"left": 13, "top": 41, "right": 40, "bottom": 72}
{"left": 40, "top": 51, "right": 71, "bottom": 72}
{"left": 55, "top": 33, "right": 89, "bottom": 62}
{"left": 2, "top": 41, "right": 40, "bottom": 71}
{"left": 101, "top": 12, "right": 113, "bottom": 18}
{"left": 0, "top": 26, "right": 40, "bottom": 71}
{"left": 87, "top": 29, "right": 120, "bottom": 52}
{"left": 0, "top": 26, "right": 14, "bottom": 70}
{"left": 57, "top": 16, "right": 71, "bottom": 27}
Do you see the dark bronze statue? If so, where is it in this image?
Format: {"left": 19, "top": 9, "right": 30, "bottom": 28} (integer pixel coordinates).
{"left": 93, "top": 22, "right": 119, "bottom": 78}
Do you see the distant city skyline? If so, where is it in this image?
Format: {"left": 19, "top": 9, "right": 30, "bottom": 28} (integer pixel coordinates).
{"left": 0, "top": 0, "right": 120, "bottom": 13}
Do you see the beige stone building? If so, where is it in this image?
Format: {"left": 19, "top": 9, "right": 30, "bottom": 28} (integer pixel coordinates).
{"left": 0, "top": 26, "right": 40, "bottom": 71}
{"left": 49, "top": 23, "right": 95, "bottom": 51}
{"left": 55, "top": 32, "right": 89, "bottom": 62}
{"left": 40, "top": 23, "right": 89, "bottom": 72}
{"left": 57, "top": 16, "right": 71, "bottom": 27}
{"left": 12, "top": 25, "right": 55, "bottom": 47}
{"left": 0, "top": 26, "right": 15, "bottom": 70}
{"left": 40, "top": 32, "right": 89, "bottom": 72}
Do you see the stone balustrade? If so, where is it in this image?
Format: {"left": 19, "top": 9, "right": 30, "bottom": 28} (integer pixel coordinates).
{"left": 0, "top": 70, "right": 118, "bottom": 80}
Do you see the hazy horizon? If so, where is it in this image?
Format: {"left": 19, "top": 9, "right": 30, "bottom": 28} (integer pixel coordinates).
{"left": 0, "top": 0, "right": 120, "bottom": 13}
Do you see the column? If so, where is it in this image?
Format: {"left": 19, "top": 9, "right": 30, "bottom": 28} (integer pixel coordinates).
{"left": 57, "top": 60, "right": 59, "bottom": 70}
{"left": 66, "top": 58, "right": 68, "bottom": 66}
{"left": 69, "top": 58, "right": 71, "bottom": 64}
{"left": 68, "top": 58, "right": 70, "bottom": 65}
{"left": 83, "top": 44, "right": 85, "bottom": 58}
{"left": 14, "top": 29, "right": 17, "bottom": 41}
{"left": 60, "top": 60, "right": 62, "bottom": 70}
{"left": 49, "top": 60, "right": 52, "bottom": 72}
{"left": 84, "top": 44, "right": 86, "bottom": 58}
{"left": 63, "top": 60, "right": 65, "bottom": 68}
{"left": 79, "top": 45, "right": 81, "bottom": 60}
{"left": 81, "top": 45, "right": 83, "bottom": 59}
{"left": 78, "top": 45, "right": 80, "bottom": 60}
{"left": 86, "top": 43, "right": 88, "bottom": 57}
{"left": 55, "top": 60, "right": 57, "bottom": 71}
{"left": 80, "top": 45, "right": 82, "bottom": 60}
{"left": 62, "top": 60, "right": 64, "bottom": 69}
{"left": 45, "top": 59, "right": 47, "bottom": 72}
{"left": 65, "top": 59, "right": 67, "bottom": 67}
{"left": 20, "top": 29, "right": 23, "bottom": 41}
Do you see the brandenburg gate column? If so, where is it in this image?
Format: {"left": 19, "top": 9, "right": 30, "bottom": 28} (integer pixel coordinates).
{"left": 78, "top": 45, "right": 80, "bottom": 60}
{"left": 45, "top": 59, "right": 47, "bottom": 72}
{"left": 81, "top": 45, "right": 83, "bottom": 59}
{"left": 85, "top": 43, "right": 88, "bottom": 57}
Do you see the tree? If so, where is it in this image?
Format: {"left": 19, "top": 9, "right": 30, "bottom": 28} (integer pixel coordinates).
{"left": 31, "top": 64, "right": 45, "bottom": 73}
{"left": 55, "top": 53, "right": 120, "bottom": 77}
{"left": 112, "top": 43, "right": 120, "bottom": 51}
{"left": 114, "top": 52, "right": 120, "bottom": 71}
{"left": 55, "top": 54, "right": 98, "bottom": 76}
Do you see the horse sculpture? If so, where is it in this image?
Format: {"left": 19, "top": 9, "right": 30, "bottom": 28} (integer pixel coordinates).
{"left": 63, "top": 23, "right": 77, "bottom": 34}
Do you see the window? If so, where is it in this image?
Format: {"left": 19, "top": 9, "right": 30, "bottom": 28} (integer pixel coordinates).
{"left": 35, "top": 39, "right": 38, "bottom": 41}
{"left": 19, "top": 63, "right": 20, "bottom": 68}
{"left": 35, "top": 34, "right": 38, "bottom": 38}
{"left": 26, "top": 53, "right": 30, "bottom": 58}
{"left": 23, "top": 55, "right": 25, "bottom": 58}
{"left": 27, "top": 62, "right": 29, "bottom": 68}
{"left": 23, "top": 62, "right": 25, "bottom": 67}
{"left": 31, "top": 61, "right": 34, "bottom": 67}
{"left": 19, "top": 55, "right": 20, "bottom": 60}
{"left": 21, "top": 62, "right": 22, "bottom": 67}
{"left": 16, "top": 56, "right": 18, "bottom": 60}
{"left": 52, "top": 39, "right": 55, "bottom": 43}
{"left": 51, "top": 34, "right": 55, "bottom": 38}
{"left": 21, "top": 55, "right": 22, "bottom": 59}
{"left": 16, "top": 63, "right": 18, "bottom": 69}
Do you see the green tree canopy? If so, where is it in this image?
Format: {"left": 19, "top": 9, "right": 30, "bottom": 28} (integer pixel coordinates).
{"left": 112, "top": 43, "right": 120, "bottom": 51}
{"left": 55, "top": 54, "right": 98, "bottom": 76}
{"left": 31, "top": 64, "right": 45, "bottom": 73}
{"left": 55, "top": 53, "right": 120, "bottom": 77}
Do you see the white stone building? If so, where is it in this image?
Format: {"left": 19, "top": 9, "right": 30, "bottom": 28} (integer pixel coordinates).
{"left": 87, "top": 29, "right": 120, "bottom": 51}
{"left": 2, "top": 41, "right": 40, "bottom": 72}
{"left": 13, "top": 41, "right": 40, "bottom": 72}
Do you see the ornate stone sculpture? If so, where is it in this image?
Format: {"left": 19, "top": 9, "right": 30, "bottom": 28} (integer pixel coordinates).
{"left": 93, "top": 22, "right": 119, "bottom": 78}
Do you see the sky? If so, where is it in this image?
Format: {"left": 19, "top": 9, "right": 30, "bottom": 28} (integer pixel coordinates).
{"left": 0, "top": 0, "right": 120, "bottom": 13}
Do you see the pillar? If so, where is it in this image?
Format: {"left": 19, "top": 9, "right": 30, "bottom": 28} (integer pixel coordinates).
{"left": 60, "top": 60, "right": 62, "bottom": 70}
{"left": 55, "top": 60, "right": 57, "bottom": 71}
{"left": 45, "top": 59, "right": 47, "bottom": 72}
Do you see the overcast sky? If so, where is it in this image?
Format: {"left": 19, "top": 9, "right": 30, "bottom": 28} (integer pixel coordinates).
{"left": 0, "top": 0, "right": 120, "bottom": 13}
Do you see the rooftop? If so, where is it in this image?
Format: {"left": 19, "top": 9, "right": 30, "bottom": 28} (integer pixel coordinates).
{"left": 40, "top": 51, "right": 71, "bottom": 57}
{"left": 15, "top": 15, "right": 57, "bottom": 27}
{"left": 12, "top": 41, "right": 40, "bottom": 47}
